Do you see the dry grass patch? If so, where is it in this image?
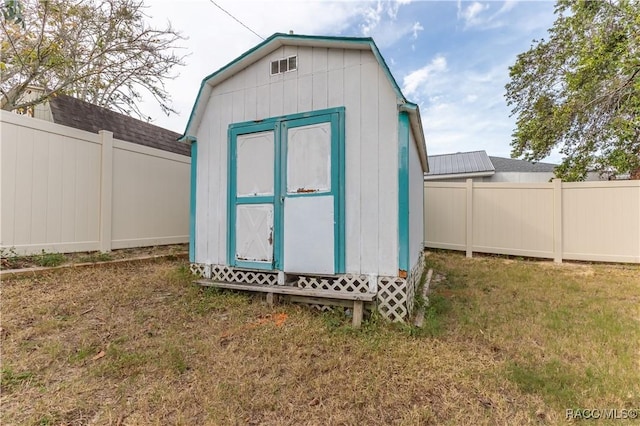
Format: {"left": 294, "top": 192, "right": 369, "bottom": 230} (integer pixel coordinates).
{"left": 1, "top": 253, "right": 639, "bottom": 425}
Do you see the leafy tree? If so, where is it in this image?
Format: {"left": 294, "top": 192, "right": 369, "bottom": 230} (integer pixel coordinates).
{"left": 1, "top": 0, "right": 185, "bottom": 120}
{"left": 506, "top": 0, "right": 639, "bottom": 180}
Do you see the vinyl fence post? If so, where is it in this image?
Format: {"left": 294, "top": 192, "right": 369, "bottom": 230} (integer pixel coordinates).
{"left": 553, "top": 178, "right": 562, "bottom": 263}
{"left": 466, "top": 178, "right": 473, "bottom": 258}
{"left": 99, "top": 130, "right": 114, "bottom": 253}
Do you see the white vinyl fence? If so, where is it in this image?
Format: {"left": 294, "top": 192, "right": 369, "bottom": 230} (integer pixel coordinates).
{"left": 1, "top": 111, "right": 190, "bottom": 255}
{"left": 424, "top": 179, "right": 640, "bottom": 263}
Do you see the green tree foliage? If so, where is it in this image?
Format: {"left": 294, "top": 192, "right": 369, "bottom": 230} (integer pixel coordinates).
{"left": 1, "top": 0, "right": 185, "bottom": 119}
{"left": 506, "top": 0, "right": 640, "bottom": 180}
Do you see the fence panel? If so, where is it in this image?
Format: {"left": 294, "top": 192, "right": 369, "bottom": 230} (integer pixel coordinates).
{"left": 424, "top": 183, "right": 467, "bottom": 251}
{"left": 111, "top": 140, "right": 190, "bottom": 249}
{"left": 424, "top": 179, "right": 640, "bottom": 263}
{"left": 472, "top": 183, "right": 554, "bottom": 258}
{"left": 1, "top": 111, "right": 190, "bottom": 255}
{"left": 562, "top": 181, "right": 640, "bottom": 263}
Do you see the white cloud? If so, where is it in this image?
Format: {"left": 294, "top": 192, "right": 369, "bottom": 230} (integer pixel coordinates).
{"left": 458, "top": 0, "right": 522, "bottom": 30}
{"left": 360, "top": 1, "right": 384, "bottom": 36}
{"left": 413, "top": 60, "right": 521, "bottom": 157}
{"left": 359, "top": 0, "right": 416, "bottom": 47}
{"left": 402, "top": 55, "right": 447, "bottom": 98}
{"left": 497, "top": 0, "right": 517, "bottom": 15}
{"left": 412, "top": 21, "right": 424, "bottom": 39}
{"left": 461, "top": 2, "right": 490, "bottom": 25}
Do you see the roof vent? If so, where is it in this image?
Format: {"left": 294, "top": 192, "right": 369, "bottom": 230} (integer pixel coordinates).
{"left": 270, "top": 55, "right": 297, "bottom": 75}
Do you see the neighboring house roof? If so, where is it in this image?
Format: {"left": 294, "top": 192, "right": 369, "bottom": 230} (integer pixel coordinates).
{"left": 489, "top": 156, "right": 556, "bottom": 173}
{"left": 49, "top": 94, "right": 190, "bottom": 156}
{"left": 424, "top": 150, "right": 559, "bottom": 180}
{"left": 180, "top": 32, "right": 428, "bottom": 172}
{"left": 424, "top": 150, "right": 495, "bottom": 180}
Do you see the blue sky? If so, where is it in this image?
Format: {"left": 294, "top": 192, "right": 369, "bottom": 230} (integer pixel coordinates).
{"left": 142, "top": 0, "right": 558, "bottom": 161}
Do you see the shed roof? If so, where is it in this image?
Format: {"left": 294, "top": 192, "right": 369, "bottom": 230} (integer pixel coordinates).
{"left": 49, "top": 95, "right": 189, "bottom": 156}
{"left": 489, "top": 156, "right": 556, "bottom": 172}
{"left": 425, "top": 150, "right": 495, "bottom": 179}
{"left": 180, "top": 32, "right": 428, "bottom": 171}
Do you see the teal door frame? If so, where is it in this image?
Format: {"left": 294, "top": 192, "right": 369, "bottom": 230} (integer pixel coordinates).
{"left": 227, "top": 107, "right": 345, "bottom": 273}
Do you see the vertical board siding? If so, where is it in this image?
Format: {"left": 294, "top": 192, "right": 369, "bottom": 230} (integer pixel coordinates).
{"left": 1, "top": 112, "right": 188, "bottom": 255}
{"left": 378, "top": 70, "right": 399, "bottom": 276}
{"left": 197, "top": 47, "right": 403, "bottom": 274}
{"left": 408, "top": 131, "right": 424, "bottom": 270}
{"left": 424, "top": 180, "right": 640, "bottom": 263}
{"left": 217, "top": 92, "right": 233, "bottom": 264}
{"left": 194, "top": 98, "right": 212, "bottom": 264}
{"left": 343, "top": 50, "right": 362, "bottom": 273}
{"left": 359, "top": 58, "right": 380, "bottom": 275}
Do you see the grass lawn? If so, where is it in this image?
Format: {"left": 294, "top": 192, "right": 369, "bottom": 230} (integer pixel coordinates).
{"left": 1, "top": 252, "right": 639, "bottom": 425}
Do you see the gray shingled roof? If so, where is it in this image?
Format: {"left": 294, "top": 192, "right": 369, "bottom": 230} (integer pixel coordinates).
{"left": 426, "top": 150, "right": 495, "bottom": 176}
{"left": 489, "top": 156, "right": 556, "bottom": 172}
{"left": 49, "top": 95, "right": 190, "bottom": 156}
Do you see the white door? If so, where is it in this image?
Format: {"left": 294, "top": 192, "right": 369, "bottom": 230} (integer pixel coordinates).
{"left": 283, "top": 120, "right": 335, "bottom": 274}
{"left": 233, "top": 130, "right": 275, "bottom": 266}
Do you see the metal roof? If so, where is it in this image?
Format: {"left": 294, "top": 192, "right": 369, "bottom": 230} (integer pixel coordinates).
{"left": 426, "top": 150, "right": 494, "bottom": 177}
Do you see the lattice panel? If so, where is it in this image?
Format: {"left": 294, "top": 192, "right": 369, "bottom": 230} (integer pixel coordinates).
{"left": 189, "top": 263, "right": 209, "bottom": 278}
{"left": 377, "top": 277, "right": 409, "bottom": 322}
{"left": 405, "top": 254, "right": 426, "bottom": 318}
{"left": 235, "top": 270, "right": 278, "bottom": 285}
{"left": 209, "top": 264, "right": 278, "bottom": 285}
{"left": 210, "top": 265, "right": 235, "bottom": 282}
{"left": 309, "top": 304, "right": 334, "bottom": 312}
{"left": 296, "top": 274, "right": 369, "bottom": 293}
{"left": 193, "top": 259, "right": 427, "bottom": 323}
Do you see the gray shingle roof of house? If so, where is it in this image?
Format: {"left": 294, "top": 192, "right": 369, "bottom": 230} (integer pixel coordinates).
{"left": 49, "top": 95, "right": 190, "bottom": 156}
{"left": 489, "top": 156, "right": 556, "bottom": 172}
{"left": 426, "top": 150, "right": 495, "bottom": 176}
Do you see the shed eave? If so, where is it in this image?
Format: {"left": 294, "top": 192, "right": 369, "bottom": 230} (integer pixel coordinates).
{"left": 399, "top": 102, "right": 429, "bottom": 173}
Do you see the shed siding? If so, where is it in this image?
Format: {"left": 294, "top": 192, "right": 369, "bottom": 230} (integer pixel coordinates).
{"left": 194, "top": 46, "right": 400, "bottom": 275}
{"left": 409, "top": 129, "right": 424, "bottom": 269}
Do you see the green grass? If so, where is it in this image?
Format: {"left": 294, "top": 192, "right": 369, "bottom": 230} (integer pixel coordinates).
{"left": 35, "top": 251, "right": 66, "bottom": 267}
{"left": 76, "top": 252, "right": 114, "bottom": 263}
{"left": 428, "top": 251, "right": 640, "bottom": 414}
{"left": 0, "top": 367, "right": 35, "bottom": 392}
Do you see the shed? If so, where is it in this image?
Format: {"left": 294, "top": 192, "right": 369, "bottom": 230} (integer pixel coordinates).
{"left": 181, "top": 33, "right": 428, "bottom": 322}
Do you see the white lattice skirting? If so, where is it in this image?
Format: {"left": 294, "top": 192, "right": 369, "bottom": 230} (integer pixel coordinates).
{"left": 190, "top": 255, "right": 425, "bottom": 322}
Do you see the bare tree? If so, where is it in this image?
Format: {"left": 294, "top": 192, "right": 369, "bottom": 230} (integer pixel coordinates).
{"left": 1, "top": 0, "right": 186, "bottom": 120}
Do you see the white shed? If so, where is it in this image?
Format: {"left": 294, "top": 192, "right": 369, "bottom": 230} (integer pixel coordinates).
{"left": 181, "top": 33, "right": 428, "bottom": 322}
